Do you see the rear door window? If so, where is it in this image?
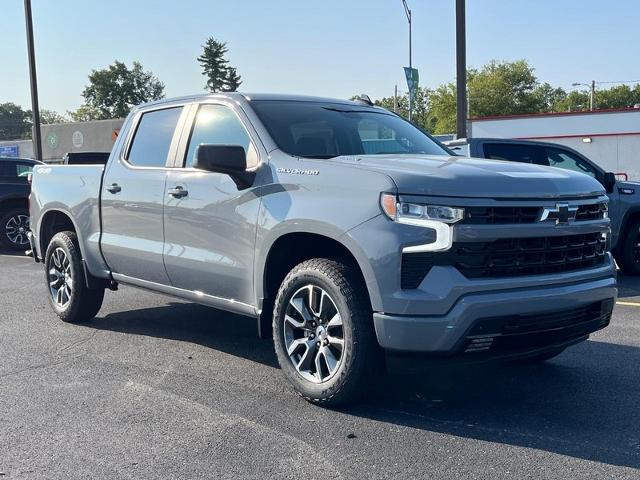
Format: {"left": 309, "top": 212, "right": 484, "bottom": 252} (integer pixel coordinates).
{"left": 127, "top": 107, "right": 183, "bottom": 168}
{"left": 482, "top": 143, "right": 544, "bottom": 165}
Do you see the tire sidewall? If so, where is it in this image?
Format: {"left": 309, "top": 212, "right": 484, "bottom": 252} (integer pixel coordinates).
{"left": 44, "top": 232, "right": 86, "bottom": 321}
{"left": 273, "top": 265, "right": 360, "bottom": 402}
{"left": 0, "top": 207, "right": 30, "bottom": 251}
{"left": 622, "top": 220, "right": 640, "bottom": 275}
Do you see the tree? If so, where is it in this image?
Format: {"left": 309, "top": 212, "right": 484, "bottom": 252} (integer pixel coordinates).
{"left": 197, "top": 37, "right": 242, "bottom": 92}
{"left": 0, "top": 103, "right": 31, "bottom": 140}
{"left": 39, "top": 109, "right": 68, "bottom": 125}
{"left": 78, "top": 60, "right": 165, "bottom": 119}
{"left": 67, "top": 104, "right": 102, "bottom": 122}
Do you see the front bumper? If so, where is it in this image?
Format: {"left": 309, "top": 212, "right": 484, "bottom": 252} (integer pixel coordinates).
{"left": 373, "top": 274, "right": 616, "bottom": 354}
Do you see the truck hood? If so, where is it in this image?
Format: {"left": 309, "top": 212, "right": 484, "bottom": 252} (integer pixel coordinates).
{"left": 334, "top": 154, "right": 605, "bottom": 199}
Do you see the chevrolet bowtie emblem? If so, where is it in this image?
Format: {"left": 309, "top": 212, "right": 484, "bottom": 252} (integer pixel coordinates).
{"left": 540, "top": 203, "right": 578, "bottom": 224}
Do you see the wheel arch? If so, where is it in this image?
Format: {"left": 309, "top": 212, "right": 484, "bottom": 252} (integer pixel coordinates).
{"left": 256, "top": 229, "right": 376, "bottom": 339}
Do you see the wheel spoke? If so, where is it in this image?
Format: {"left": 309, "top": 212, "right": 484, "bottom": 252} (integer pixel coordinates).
{"left": 287, "top": 337, "right": 308, "bottom": 356}
{"left": 284, "top": 314, "right": 305, "bottom": 329}
{"left": 321, "top": 347, "right": 339, "bottom": 374}
{"left": 296, "top": 341, "right": 317, "bottom": 372}
{"left": 327, "top": 335, "right": 344, "bottom": 351}
{"left": 327, "top": 313, "right": 342, "bottom": 328}
{"left": 290, "top": 296, "right": 312, "bottom": 322}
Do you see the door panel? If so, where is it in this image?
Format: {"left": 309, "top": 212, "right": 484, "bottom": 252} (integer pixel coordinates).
{"left": 163, "top": 170, "right": 260, "bottom": 304}
{"left": 163, "top": 103, "right": 260, "bottom": 306}
{"left": 101, "top": 106, "right": 184, "bottom": 283}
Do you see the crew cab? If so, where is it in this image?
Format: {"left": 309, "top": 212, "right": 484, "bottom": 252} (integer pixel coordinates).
{"left": 0, "top": 156, "right": 41, "bottom": 250}
{"left": 447, "top": 137, "right": 640, "bottom": 274}
{"left": 29, "top": 94, "right": 617, "bottom": 406}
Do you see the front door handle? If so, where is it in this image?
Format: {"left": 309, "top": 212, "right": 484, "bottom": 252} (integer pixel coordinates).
{"left": 105, "top": 183, "right": 121, "bottom": 194}
{"left": 168, "top": 186, "right": 188, "bottom": 198}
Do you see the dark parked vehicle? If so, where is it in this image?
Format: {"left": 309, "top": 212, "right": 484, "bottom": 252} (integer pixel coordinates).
{"left": 0, "top": 157, "right": 41, "bottom": 250}
{"left": 63, "top": 152, "right": 110, "bottom": 165}
{"left": 29, "top": 94, "right": 616, "bottom": 406}
{"left": 447, "top": 138, "right": 640, "bottom": 275}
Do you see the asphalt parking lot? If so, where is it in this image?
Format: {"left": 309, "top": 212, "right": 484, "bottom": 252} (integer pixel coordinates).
{"left": 1, "top": 250, "right": 639, "bottom": 479}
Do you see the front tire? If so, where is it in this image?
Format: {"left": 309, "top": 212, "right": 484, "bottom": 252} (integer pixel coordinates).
{"left": 0, "top": 207, "right": 30, "bottom": 251}
{"left": 273, "top": 258, "right": 381, "bottom": 407}
{"left": 44, "top": 231, "right": 104, "bottom": 323}
{"left": 618, "top": 219, "right": 640, "bottom": 275}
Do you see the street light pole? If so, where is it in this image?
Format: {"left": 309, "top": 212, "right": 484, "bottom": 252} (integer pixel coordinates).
{"left": 23, "top": 0, "right": 42, "bottom": 161}
{"left": 455, "top": 0, "right": 467, "bottom": 139}
{"left": 402, "top": 0, "right": 412, "bottom": 121}
{"left": 571, "top": 81, "right": 597, "bottom": 111}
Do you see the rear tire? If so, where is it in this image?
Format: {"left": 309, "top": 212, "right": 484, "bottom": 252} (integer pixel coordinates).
{"left": 44, "top": 231, "right": 104, "bottom": 323}
{"left": 0, "top": 207, "right": 30, "bottom": 251}
{"left": 618, "top": 219, "right": 640, "bottom": 275}
{"left": 272, "top": 258, "right": 381, "bottom": 407}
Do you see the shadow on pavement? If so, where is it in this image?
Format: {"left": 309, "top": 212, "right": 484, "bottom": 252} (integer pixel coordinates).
{"left": 88, "top": 302, "right": 279, "bottom": 368}
{"left": 617, "top": 272, "right": 640, "bottom": 298}
{"left": 84, "top": 299, "right": 640, "bottom": 470}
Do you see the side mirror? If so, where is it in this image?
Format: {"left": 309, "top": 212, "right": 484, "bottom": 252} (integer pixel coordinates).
{"left": 604, "top": 172, "right": 616, "bottom": 193}
{"left": 194, "top": 144, "right": 255, "bottom": 189}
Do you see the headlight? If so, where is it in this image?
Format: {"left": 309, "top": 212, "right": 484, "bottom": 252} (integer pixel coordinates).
{"left": 380, "top": 193, "right": 464, "bottom": 226}
{"left": 380, "top": 193, "right": 464, "bottom": 252}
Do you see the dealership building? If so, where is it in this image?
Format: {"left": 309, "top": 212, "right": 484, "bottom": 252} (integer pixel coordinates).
{"left": 469, "top": 107, "right": 640, "bottom": 180}
{"left": 0, "top": 118, "right": 124, "bottom": 163}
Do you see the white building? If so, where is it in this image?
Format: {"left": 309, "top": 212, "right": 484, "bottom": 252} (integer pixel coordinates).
{"left": 469, "top": 107, "right": 640, "bottom": 180}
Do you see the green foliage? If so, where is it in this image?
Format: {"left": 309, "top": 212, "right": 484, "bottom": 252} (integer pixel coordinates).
{"left": 0, "top": 102, "right": 31, "bottom": 140}
{"left": 0, "top": 104, "right": 67, "bottom": 140}
{"left": 197, "top": 37, "right": 243, "bottom": 93}
{"left": 371, "top": 60, "right": 640, "bottom": 135}
{"left": 67, "top": 104, "right": 102, "bottom": 122}
{"left": 40, "top": 109, "right": 68, "bottom": 125}
{"left": 78, "top": 60, "right": 165, "bottom": 120}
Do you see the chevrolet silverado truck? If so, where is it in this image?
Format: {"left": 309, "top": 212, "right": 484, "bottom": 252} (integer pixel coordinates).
{"left": 29, "top": 94, "right": 617, "bottom": 406}
{"left": 447, "top": 137, "right": 640, "bottom": 275}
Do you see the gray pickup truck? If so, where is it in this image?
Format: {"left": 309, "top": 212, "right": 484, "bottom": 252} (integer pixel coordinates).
{"left": 29, "top": 94, "right": 617, "bottom": 406}
{"left": 447, "top": 138, "right": 640, "bottom": 275}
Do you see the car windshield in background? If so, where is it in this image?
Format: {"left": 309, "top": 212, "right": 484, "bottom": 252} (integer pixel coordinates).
{"left": 250, "top": 100, "right": 448, "bottom": 159}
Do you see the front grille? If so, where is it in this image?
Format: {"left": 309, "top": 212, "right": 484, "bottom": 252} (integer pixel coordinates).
{"left": 462, "top": 203, "right": 606, "bottom": 225}
{"left": 464, "top": 206, "right": 541, "bottom": 224}
{"left": 576, "top": 203, "right": 607, "bottom": 221}
{"left": 401, "top": 232, "right": 607, "bottom": 289}
{"left": 461, "top": 300, "right": 613, "bottom": 354}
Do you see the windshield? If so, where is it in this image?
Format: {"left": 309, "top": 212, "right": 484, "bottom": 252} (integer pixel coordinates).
{"left": 250, "top": 100, "right": 449, "bottom": 159}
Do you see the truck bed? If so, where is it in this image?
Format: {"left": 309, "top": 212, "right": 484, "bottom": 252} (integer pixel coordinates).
{"left": 30, "top": 164, "right": 109, "bottom": 277}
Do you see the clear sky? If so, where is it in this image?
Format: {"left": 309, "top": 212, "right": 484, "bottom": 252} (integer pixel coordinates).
{"left": 2, "top": 0, "right": 639, "bottom": 114}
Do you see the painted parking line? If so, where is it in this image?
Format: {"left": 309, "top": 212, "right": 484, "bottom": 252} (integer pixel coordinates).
{"left": 616, "top": 301, "right": 640, "bottom": 307}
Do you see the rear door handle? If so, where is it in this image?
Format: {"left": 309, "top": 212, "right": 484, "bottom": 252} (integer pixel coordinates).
{"left": 105, "top": 183, "right": 121, "bottom": 194}
{"left": 168, "top": 186, "right": 188, "bottom": 198}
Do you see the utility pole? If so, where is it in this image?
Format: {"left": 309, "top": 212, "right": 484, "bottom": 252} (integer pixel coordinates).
{"left": 590, "top": 80, "right": 595, "bottom": 111}
{"left": 455, "top": 0, "right": 467, "bottom": 139}
{"left": 394, "top": 85, "right": 398, "bottom": 113}
{"left": 402, "top": 0, "right": 412, "bottom": 121}
{"left": 24, "top": 0, "right": 42, "bottom": 161}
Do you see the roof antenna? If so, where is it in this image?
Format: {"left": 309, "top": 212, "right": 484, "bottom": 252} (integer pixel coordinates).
{"left": 353, "top": 94, "right": 374, "bottom": 107}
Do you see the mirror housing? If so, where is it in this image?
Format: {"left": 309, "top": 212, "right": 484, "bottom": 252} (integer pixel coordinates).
{"left": 194, "top": 144, "right": 255, "bottom": 189}
{"left": 604, "top": 172, "right": 616, "bottom": 193}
